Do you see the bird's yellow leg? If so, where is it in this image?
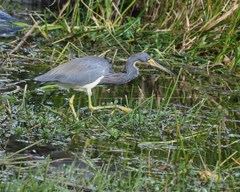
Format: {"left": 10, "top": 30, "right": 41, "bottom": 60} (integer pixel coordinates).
{"left": 88, "top": 93, "right": 94, "bottom": 111}
{"left": 88, "top": 94, "right": 132, "bottom": 113}
{"left": 69, "top": 94, "right": 79, "bottom": 121}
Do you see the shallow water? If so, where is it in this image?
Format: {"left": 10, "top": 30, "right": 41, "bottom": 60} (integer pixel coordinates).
{"left": 1, "top": 53, "right": 239, "bottom": 165}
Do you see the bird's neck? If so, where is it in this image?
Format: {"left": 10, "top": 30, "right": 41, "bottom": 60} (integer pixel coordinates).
{"left": 99, "top": 55, "right": 140, "bottom": 85}
{"left": 125, "top": 56, "right": 139, "bottom": 81}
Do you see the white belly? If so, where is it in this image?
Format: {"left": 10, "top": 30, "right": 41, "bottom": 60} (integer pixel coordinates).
{"left": 56, "top": 76, "right": 104, "bottom": 95}
{"left": 74, "top": 76, "right": 104, "bottom": 95}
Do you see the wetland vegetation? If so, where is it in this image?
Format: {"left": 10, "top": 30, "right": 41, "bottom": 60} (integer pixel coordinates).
{"left": 0, "top": 0, "right": 240, "bottom": 191}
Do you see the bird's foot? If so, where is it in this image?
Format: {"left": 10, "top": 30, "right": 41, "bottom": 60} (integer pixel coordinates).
{"left": 89, "top": 105, "right": 133, "bottom": 113}
{"left": 115, "top": 105, "right": 133, "bottom": 113}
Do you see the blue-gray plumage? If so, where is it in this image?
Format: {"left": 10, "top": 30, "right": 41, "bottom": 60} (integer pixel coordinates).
{"left": 34, "top": 56, "right": 110, "bottom": 88}
{"left": 35, "top": 52, "right": 174, "bottom": 117}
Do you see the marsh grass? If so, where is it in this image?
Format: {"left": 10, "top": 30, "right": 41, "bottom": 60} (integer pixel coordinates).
{"left": 1, "top": 81, "right": 239, "bottom": 191}
{"left": 25, "top": 0, "right": 239, "bottom": 70}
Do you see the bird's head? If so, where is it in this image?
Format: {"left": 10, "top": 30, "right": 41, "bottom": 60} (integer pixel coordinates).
{"left": 134, "top": 52, "right": 175, "bottom": 76}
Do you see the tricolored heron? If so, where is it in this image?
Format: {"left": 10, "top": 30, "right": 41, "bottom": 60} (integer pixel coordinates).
{"left": 34, "top": 52, "right": 174, "bottom": 119}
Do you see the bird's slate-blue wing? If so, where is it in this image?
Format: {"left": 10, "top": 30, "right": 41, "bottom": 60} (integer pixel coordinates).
{"left": 34, "top": 56, "right": 111, "bottom": 87}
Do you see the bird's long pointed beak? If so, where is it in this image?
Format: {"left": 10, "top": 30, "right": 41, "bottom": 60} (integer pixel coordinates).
{"left": 148, "top": 59, "right": 175, "bottom": 76}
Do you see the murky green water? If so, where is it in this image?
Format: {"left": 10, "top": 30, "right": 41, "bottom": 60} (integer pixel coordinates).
{"left": 1, "top": 53, "right": 239, "bottom": 162}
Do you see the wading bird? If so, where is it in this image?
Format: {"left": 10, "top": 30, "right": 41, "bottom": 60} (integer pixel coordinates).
{"left": 35, "top": 52, "right": 174, "bottom": 119}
